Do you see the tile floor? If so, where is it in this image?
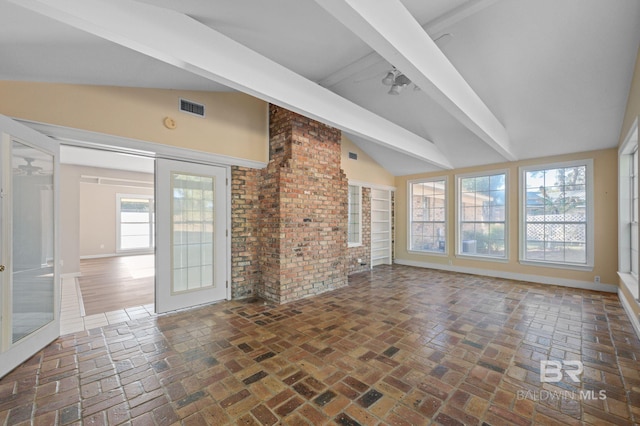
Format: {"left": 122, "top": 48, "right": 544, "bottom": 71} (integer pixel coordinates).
{"left": 3, "top": 265, "right": 640, "bottom": 425}
{"left": 60, "top": 276, "right": 155, "bottom": 335}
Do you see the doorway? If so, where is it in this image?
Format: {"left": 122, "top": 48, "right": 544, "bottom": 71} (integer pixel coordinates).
{"left": 0, "top": 116, "right": 231, "bottom": 377}
{"left": 60, "top": 146, "right": 156, "bottom": 333}
{"left": 58, "top": 143, "right": 231, "bottom": 333}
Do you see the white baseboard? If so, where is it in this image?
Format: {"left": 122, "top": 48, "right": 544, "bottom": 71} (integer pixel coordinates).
{"left": 61, "top": 272, "right": 81, "bottom": 279}
{"left": 394, "top": 258, "right": 618, "bottom": 293}
{"left": 80, "top": 251, "right": 153, "bottom": 260}
{"left": 618, "top": 288, "right": 640, "bottom": 339}
{"left": 80, "top": 253, "right": 118, "bottom": 260}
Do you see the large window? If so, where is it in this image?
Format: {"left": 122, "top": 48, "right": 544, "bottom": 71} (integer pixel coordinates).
{"left": 619, "top": 123, "right": 639, "bottom": 300}
{"left": 348, "top": 185, "right": 361, "bottom": 246}
{"left": 632, "top": 149, "right": 639, "bottom": 277}
{"left": 409, "top": 178, "right": 446, "bottom": 253}
{"left": 520, "top": 160, "right": 593, "bottom": 268}
{"left": 457, "top": 172, "right": 507, "bottom": 258}
{"left": 117, "top": 194, "right": 154, "bottom": 251}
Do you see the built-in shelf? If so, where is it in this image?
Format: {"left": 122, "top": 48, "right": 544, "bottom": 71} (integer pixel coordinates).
{"left": 371, "top": 188, "right": 392, "bottom": 267}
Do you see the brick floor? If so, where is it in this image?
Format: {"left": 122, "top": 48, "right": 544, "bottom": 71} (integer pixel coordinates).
{"left": 1, "top": 265, "right": 639, "bottom": 425}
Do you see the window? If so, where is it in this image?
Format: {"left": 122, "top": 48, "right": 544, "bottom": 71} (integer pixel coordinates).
{"left": 618, "top": 122, "right": 639, "bottom": 300}
{"left": 457, "top": 172, "right": 507, "bottom": 258}
{"left": 348, "top": 185, "right": 361, "bottom": 246}
{"left": 632, "top": 149, "right": 639, "bottom": 277}
{"left": 117, "top": 194, "right": 154, "bottom": 251}
{"left": 520, "top": 160, "right": 593, "bottom": 268}
{"left": 409, "top": 178, "right": 446, "bottom": 253}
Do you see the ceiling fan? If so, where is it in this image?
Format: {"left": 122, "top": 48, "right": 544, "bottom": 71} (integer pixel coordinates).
{"left": 16, "top": 158, "right": 43, "bottom": 176}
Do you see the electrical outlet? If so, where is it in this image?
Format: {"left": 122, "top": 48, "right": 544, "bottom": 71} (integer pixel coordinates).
{"left": 357, "top": 258, "right": 362, "bottom": 264}
{"left": 594, "top": 276, "right": 601, "bottom": 284}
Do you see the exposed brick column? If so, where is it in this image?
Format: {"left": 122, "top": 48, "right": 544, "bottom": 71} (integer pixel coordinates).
{"left": 256, "top": 105, "right": 349, "bottom": 303}
{"left": 230, "top": 166, "right": 261, "bottom": 299}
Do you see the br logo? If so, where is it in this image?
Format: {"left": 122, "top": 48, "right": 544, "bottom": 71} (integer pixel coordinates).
{"left": 540, "top": 360, "right": 583, "bottom": 383}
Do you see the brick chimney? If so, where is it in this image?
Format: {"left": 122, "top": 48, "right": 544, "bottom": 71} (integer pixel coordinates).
{"left": 256, "top": 105, "right": 349, "bottom": 303}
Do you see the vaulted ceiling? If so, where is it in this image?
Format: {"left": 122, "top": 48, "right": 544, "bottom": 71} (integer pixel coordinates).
{"left": 1, "top": 0, "right": 639, "bottom": 175}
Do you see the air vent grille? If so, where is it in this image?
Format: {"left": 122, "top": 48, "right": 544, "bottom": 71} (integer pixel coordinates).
{"left": 180, "top": 98, "right": 205, "bottom": 117}
{"left": 348, "top": 152, "right": 358, "bottom": 160}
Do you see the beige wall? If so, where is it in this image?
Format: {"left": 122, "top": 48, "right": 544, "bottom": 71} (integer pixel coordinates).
{"left": 395, "top": 149, "right": 618, "bottom": 287}
{"left": 61, "top": 164, "right": 154, "bottom": 273}
{"left": 79, "top": 170, "right": 154, "bottom": 257}
{"left": 618, "top": 46, "right": 640, "bottom": 319}
{"left": 0, "top": 81, "right": 268, "bottom": 163}
{"left": 341, "top": 136, "right": 395, "bottom": 187}
{"left": 60, "top": 166, "right": 80, "bottom": 275}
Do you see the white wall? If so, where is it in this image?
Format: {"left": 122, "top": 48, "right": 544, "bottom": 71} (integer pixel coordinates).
{"left": 80, "top": 178, "right": 153, "bottom": 257}
{"left": 60, "top": 164, "right": 154, "bottom": 273}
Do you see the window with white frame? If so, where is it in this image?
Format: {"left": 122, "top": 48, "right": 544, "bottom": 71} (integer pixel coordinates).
{"left": 117, "top": 194, "right": 155, "bottom": 251}
{"left": 632, "top": 149, "right": 639, "bottom": 277}
{"left": 521, "top": 160, "right": 593, "bottom": 267}
{"left": 348, "top": 185, "right": 361, "bottom": 246}
{"left": 457, "top": 172, "right": 507, "bottom": 258}
{"left": 409, "top": 178, "right": 446, "bottom": 253}
{"left": 618, "top": 122, "right": 639, "bottom": 300}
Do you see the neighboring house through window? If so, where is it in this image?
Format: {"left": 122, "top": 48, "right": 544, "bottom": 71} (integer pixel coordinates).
{"left": 457, "top": 172, "right": 507, "bottom": 259}
{"left": 409, "top": 178, "right": 446, "bottom": 253}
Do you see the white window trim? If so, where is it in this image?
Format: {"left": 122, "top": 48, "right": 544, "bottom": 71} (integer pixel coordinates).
{"left": 618, "top": 117, "right": 639, "bottom": 301}
{"left": 348, "top": 184, "right": 362, "bottom": 248}
{"left": 518, "top": 159, "right": 594, "bottom": 271}
{"left": 407, "top": 176, "right": 448, "bottom": 256}
{"left": 116, "top": 193, "right": 155, "bottom": 253}
{"left": 455, "top": 169, "right": 509, "bottom": 262}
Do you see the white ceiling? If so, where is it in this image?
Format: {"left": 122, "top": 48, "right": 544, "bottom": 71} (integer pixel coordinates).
{"left": 61, "top": 146, "right": 154, "bottom": 174}
{"left": 1, "top": 0, "right": 639, "bottom": 175}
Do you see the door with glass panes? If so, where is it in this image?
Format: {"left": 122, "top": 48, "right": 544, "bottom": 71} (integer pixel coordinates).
{"left": 0, "top": 115, "right": 59, "bottom": 378}
{"left": 155, "top": 159, "right": 227, "bottom": 313}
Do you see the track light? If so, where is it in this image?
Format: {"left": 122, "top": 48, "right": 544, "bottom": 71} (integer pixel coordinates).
{"left": 381, "top": 69, "right": 399, "bottom": 86}
{"left": 388, "top": 85, "right": 402, "bottom": 95}
{"left": 382, "top": 67, "right": 412, "bottom": 95}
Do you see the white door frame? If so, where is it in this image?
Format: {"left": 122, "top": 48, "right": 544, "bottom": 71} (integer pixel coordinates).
{"left": 155, "top": 159, "right": 229, "bottom": 312}
{"left": 16, "top": 119, "right": 262, "bottom": 311}
{"left": 0, "top": 115, "right": 60, "bottom": 378}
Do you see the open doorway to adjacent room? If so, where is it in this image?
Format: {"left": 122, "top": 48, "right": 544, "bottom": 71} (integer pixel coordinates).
{"left": 59, "top": 146, "right": 155, "bottom": 333}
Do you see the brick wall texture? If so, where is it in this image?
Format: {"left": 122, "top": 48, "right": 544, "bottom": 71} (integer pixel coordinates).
{"left": 230, "top": 166, "right": 261, "bottom": 299}
{"left": 230, "top": 105, "right": 350, "bottom": 304}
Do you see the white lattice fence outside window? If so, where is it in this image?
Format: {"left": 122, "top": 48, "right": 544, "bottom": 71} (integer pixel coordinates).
{"left": 526, "top": 214, "right": 586, "bottom": 242}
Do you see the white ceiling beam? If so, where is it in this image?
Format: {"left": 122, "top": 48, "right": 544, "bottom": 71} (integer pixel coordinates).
{"left": 426, "top": 0, "right": 502, "bottom": 35}
{"left": 315, "top": 0, "right": 516, "bottom": 161}
{"left": 317, "top": 0, "right": 501, "bottom": 88}
{"left": 11, "top": 0, "right": 453, "bottom": 170}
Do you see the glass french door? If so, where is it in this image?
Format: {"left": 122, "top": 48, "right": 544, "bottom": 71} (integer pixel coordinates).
{"left": 0, "top": 115, "right": 59, "bottom": 378}
{"left": 155, "top": 159, "right": 228, "bottom": 313}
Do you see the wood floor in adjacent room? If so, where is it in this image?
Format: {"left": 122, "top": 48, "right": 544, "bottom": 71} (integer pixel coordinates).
{"left": 78, "top": 255, "right": 155, "bottom": 316}
{"left": 1, "top": 265, "right": 639, "bottom": 425}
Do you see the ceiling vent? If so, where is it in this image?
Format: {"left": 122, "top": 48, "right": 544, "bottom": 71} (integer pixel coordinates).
{"left": 179, "top": 98, "right": 205, "bottom": 117}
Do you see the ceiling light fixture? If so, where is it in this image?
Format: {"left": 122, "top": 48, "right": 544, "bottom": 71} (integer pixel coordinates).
{"left": 382, "top": 67, "right": 413, "bottom": 95}
{"left": 382, "top": 69, "right": 399, "bottom": 86}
